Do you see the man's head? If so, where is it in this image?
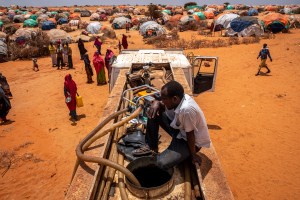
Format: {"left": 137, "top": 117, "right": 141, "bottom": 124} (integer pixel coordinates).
{"left": 263, "top": 43, "right": 267, "bottom": 48}
{"left": 161, "top": 81, "right": 184, "bottom": 110}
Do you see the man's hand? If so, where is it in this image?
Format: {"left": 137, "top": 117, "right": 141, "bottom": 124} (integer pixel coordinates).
{"left": 147, "top": 100, "right": 161, "bottom": 119}
{"left": 191, "top": 153, "right": 202, "bottom": 165}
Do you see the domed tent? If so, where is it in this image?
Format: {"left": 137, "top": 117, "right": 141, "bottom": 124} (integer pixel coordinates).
{"left": 37, "top": 14, "right": 49, "bottom": 23}
{"left": 47, "top": 29, "right": 71, "bottom": 43}
{"left": 90, "top": 13, "right": 100, "bottom": 21}
{"left": 139, "top": 21, "right": 166, "bottom": 38}
{"left": 204, "top": 11, "right": 215, "bottom": 19}
{"left": 193, "top": 12, "right": 206, "bottom": 21}
{"left": 29, "top": 14, "right": 38, "bottom": 20}
{"left": 179, "top": 15, "right": 196, "bottom": 25}
{"left": 227, "top": 5, "right": 234, "bottom": 10}
{"left": 81, "top": 10, "right": 91, "bottom": 17}
{"left": 13, "top": 15, "right": 25, "bottom": 23}
{"left": 23, "top": 19, "right": 38, "bottom": 27}
{"left": 112, "top": 17, "right": 131, "bottom": 29}
{"left": 57, "top": 18, "right": 68, "bottom": 25}
{"left": 100, "top": 26, "right": 116, "bottom": 39}
{"left": 248, "top": 8, "right": 258, "bottom": 16}
{"left": 226, "top": 16, "right": 263, "bottom": 37}
{"left": 41, "top": 21, "right": 56, "bottom": 30}
{"left": 162, "top": 10, "right": 171, "bottom": 15}
{"left": 214, "top": 13, "right": 239, "bottom": 29}
{"left": 262, "top": 13, "right": 290, "bottom": 33}
{"left": 86, "top": 22, "right": 102, "bottom": 34}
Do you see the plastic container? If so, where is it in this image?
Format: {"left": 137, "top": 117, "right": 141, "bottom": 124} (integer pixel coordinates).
{"left": 76, "top": 94, "right": 83, "bottom": 107}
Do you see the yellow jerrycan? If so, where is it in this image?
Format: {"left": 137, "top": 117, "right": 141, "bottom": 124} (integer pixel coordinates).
{"left": 76, "top": 93, "right": 83, "bottom": 107}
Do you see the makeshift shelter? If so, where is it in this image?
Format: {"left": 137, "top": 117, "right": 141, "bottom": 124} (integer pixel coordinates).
{"left": 139, "top": 21, "right": 166, "bottom": 38}
{"left": 23, "top": 19, "right": 38, "bottom": 27}
{"left": 13, "top": 15, "right": 25, "bottom": 23}
{"left": 248, "top": 8, "right": 258, "bottom": 16}
{"left": 204, "top": 11, "right": 215, "bottom": 19}
{"left": 186, "top": 5, "right": 203, "bottom": 11}
{"left": 81, "top": 10, "right": 91, "bottom": 17}
{"left": 57, "top": 18, "right": 68, "bottom": 25}
{"left": 90, "top": 13, "right": 100, "bottom": 21}
{"left": 47, "top": 29, "right": 71, "bottom": 43}
{"left": 179, "top": 15, "right": 196, "bottom": 25}
{"left": 178, "top": 15, "right": 197, "bottom": 31}
{"left": 29, "top": 14, "right": 37, "bottom": 20}
{"left": 262, "top": 13, "right": 290, "bottom": 33}
{"left": 74, "top": 8, "right": 81, "bottom": 13}
{"left": 226, "top": 24, "right": 263, "bottom": 37}
{"left": 48, "top": 18, "right": 57, "bottom": 24}
{"left": 37, "top": 14, "right": 49, "bottom": 23}
{"left": 227, "top": 5, "right": 234, "bottom": 10}
{"left": 99, "top": 14, "right": 107, "bottom": 21}
{"left": 230, "top": 16, "right": 259, "bottom": 32}
{"left": 265, "top": 5, "right": 278, "bottom": 12}
{"left": 0, "top": 40, "right": 7, "bottom": 56}
{"left": 97, "top": 8, "right": 106, "bottom": 14}
{"left": 169, "top": 14, "right": 183, "bottom": 23}
{"left": 11, "top": 28, "right": 38, "bottom": 41}
{"left": 215, "top": 13, "right": 240, "bottom": 29}
{"left": 112, "top": 17, "right": 131, "bottom": 29}
{"left": 162, "top": 10, "right": 172, "bottom": 15}
{"left": 41, "top": 21, "right": 56, "bottom": 30}
{"left": 100, "top": 26, "right": 116, "bottom": 39}
{"left": 86, "top": 22, "right": 102, "bottom": 34}
{"left": 69, "top": 13, "right": 80, "bottom": 20}
{"left": 193, "top": 12, "right": 206, "bottom": 21}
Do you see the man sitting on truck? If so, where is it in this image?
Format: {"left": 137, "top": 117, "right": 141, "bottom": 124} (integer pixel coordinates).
{"left": 132, "top": 81, "right": 211, "bottom": 168}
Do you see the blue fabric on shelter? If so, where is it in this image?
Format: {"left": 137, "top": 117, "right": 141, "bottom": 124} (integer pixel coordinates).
{"left": 230, "top": 17, "right": 256, "bottom": 32}
{"left": 248, "top": 8, "right": 258, "bottom": 16}
{"left": 42, "top": 21, "right": 56, "bottom": 30}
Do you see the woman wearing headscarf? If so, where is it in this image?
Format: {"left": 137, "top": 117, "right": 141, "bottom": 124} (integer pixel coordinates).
{"left": 104, "top": 48, "right": 114, "bottom": 82}
{"left": 0, "top": 87, "right": 11, "bottom": 123}
{"left": 83, "top": 54, "right": 93, "bottom": 83}
{"left": 93, "top": 52, "right": 107, "bottom": 85}
{"left": 93, "top": 36, "right": 102, "bottom": 55}
{"left": 77, "top": 38, "right": 87, "bottom": 60}
{"left": 64, "top": 74, "right": 78, "bottom": 121}
{"left": 48, "top": 42, "right": 57, "bottom": 67}
{"left": 122, "top": 34, "right": 128, "bottom": 49}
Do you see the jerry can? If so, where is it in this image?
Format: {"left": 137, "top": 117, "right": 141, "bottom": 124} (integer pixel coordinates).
{"left": 76, "top": 94, "right": 83, "bottom": 107}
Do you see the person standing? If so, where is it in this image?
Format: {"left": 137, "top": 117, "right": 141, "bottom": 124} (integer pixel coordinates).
{"left": 126, "top": 22, "right": 130, "bottom": 33}
{"left": 93, "top": 36, "right": 102, "bottom": 55}
{"left": 66, "top": 43, "right": 73, "bottom": 69}
{"left": 118, "top": 40, "right": 122, "bottom": 54}
{"left": 132, "top": 81, "right": 211, "bottom": 169}
{"left": 83, "top": 54, "right": 94, "bottom": 83}
{"left": 0, "top": 72, "right": 12, "bottom": 98}
{"left": 63, "top": 43, "right": 69, "bottom": 66}
{"left": 122, "top": 34, "right": 128, "bottom": 49}
{"left": 93, "top": 52, "right": 107, "bottom": 85}
{"left": 56, "top": 42, "right": 64, "bottom": 70}
{"left": 64, "top": 74, "right": 78, "bottom": 121}
{"left": 256, "top": 43, "right": 273, "bottom": 76}
{"left": 105, "top": 48, "right": 115, "bottom": 82}
{"left": 78, "top": 38, "right": 87, "bottom": 60}
{"left": 48, "top": 42, "right": 57, "bottom": 67}
{"left": 0, "top": 87, "right": 11, "bottom": 124}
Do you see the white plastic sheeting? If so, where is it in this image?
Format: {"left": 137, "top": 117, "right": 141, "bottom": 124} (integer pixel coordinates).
{"left": 215, "top": 13, "right": 239, "bottom": 29}
{"left": 139, "top": 21, "right": 166, "bottom": 37}
{"left": 86, "top": 22, "right": 102, "bottom": 34}
{"left": 226, "top": 24, "right": 264, "bottom": 37}
{"left": 0, "top": 40, "right": 7, "bottom": 55}
{"left": 112, "top": 17, "right": 131, "bottom": 29}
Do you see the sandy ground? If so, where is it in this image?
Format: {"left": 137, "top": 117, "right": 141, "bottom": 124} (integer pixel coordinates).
{"left": 1, "top": 13, "right": 300, "bottom": 200}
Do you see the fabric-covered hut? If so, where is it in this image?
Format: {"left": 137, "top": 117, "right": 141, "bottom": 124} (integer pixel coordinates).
{"left": 90, "top": 13, "right": 100, "bottom": 21}
{"left": 41, "top": 21, "right": 56, "bottom": 30}
{"left": 262, "top": 13, "right": 290, "bottom": 33}
{"left": 139, "top": 21, "right": 166, "bottom": 38}
{"left": 226, "top": 16, "right": 263, "bottom": 37}
{"left": 47, "top": 29, "right": 71, "bottom": 43}
{"left": 86, "top": 22, "right": 102, "bottom": 34}
{"left": 112, "top": 16, "right": 131, "bottom": 29}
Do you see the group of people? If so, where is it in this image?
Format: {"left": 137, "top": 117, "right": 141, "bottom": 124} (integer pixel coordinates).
{"left": 48, "top": 41, "right": 73, "bottom": 70}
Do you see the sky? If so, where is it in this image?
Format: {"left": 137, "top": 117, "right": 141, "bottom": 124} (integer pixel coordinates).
{"left": 0, "top": 0, "right": 299, "bottom": 7}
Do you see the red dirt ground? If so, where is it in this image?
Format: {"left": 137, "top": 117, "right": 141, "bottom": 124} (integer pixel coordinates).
{"left": 0, "top": 16, "right": 300, "bottom": 200}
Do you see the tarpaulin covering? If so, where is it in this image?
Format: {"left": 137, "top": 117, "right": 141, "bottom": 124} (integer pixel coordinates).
{"left": 162, "top": 10, "right": 171, "bottom": 15}
{"left": 139, "top": 21, "right": 166, "bottom": 37}
{"left": 0, "top": 40, "right": 7, "bottom": 55}
{"left": 262, "top": 13, "right": 290, "bottom": 32}
{"left": 193, "top": 12, "right": 206, "bottom": 20}
{"left": 215, "top": 13, "right": 239, "bottom": 29}
{"left": 248, "top": 8, "right": 258, "bottom": 16}
{"left": 230, "top": 16, "right": 259, "bottom": 32}
{"left": 86, "top": 22, "right": 102, "bottom": 34}
{"left": 41, "top": 21, "right": 56, "bottom": 30}
{"left": 179, "top": 15, "right": 196, "bottom": 25}
{"left": 112, "top": 17, "right": 131, "bottom": 29}
{"left": 90, "top": 13, "right": 100, "bottom": 21}
{"left": 23, "top": 19, "right": 38, "bottom": 27}
{"left": 186, "top": 5, "right": 203, "bottom": 11}
{"left": 11, "top": 28, "right": 38, "bottom": 40}
{"left": 226, "top": 24, "right": 263, "bottom": 37}
{"left": 227, "top": 5, "right": 234, "bottom": 10}
{"left": 204, "top": 11, "right": 215, "bottom": 19}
